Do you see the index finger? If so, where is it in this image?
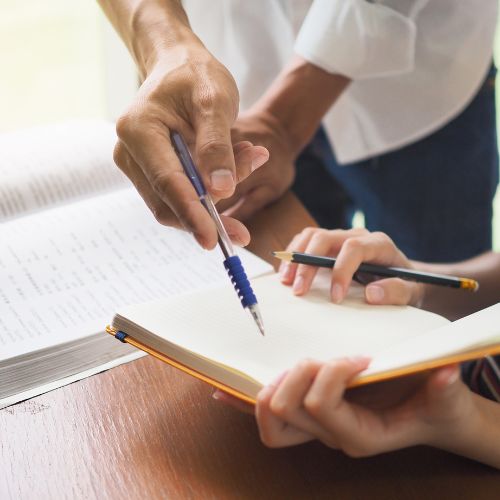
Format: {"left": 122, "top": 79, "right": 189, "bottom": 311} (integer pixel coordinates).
{"left": 117, "top": 119, "right": 218, "bottom": 249}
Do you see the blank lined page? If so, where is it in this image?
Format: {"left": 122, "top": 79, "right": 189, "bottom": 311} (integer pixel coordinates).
{"left": 115, "top": 272, "right": 449, "bottom": 385}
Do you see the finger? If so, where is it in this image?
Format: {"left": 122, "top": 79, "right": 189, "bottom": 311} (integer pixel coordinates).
{"left": 365, "top": 278, "right": 423, "bottom": 306}
{"left": 256, "top": 385, "right": 314, "bottom": 448}
{"left": 233, "top": 141, "right": 253, "bottom": 154}
{"left": 292, "top": 229, "right": 332, "bottom": 296}
{"left": 426, "top": 364, "right": 463, "bottom": 403}
{"left": 270, "top": 360, "right": 321, "bottom": 418}
{"left": 193, "top": 110, "right": 237, "bottom": 198}
{"left": 304, "top": 357, "right": 371, "bottom": 418}
{"left": 220, "top": 214, "right": 250, "bottom": 247}
{"left": 114, "top": 141, "right": 183, "bottom": 229}
{"left": 330, "top": 232, "right": 399, "bottom": 304}
{"left": 267, "top": 360, "right": 334, "bottom": 441}
{"left": 232, "top": 143, "right": 269, "bottom": 183}
{"left": 280, "top": 228, "right": 369, "bottom": 287}
{"left": 303, "top": 357, "right": 372, "bottom": 448}
{"left": 216, "top": 144, "right": 268, "bottom": 214}
{"left": 279, "top": 227, "right": 319, "bottom": 285}
{"left": 115, "top": 120, "right": 218, "bottom": 249}
{"left": 224, "top": 185, "right": 276, "bottom": 221}
{"left": 212, "top": 390, "right": 255, "bottom": 415}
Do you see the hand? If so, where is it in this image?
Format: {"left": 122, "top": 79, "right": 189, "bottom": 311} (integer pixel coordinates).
{"left": 254, "top": 358, "right": 479, "bottom": 456}
{"left": 280, "top": 227, "right": 424, "bottom": 306}
{"left": 113, "top": 45, "right": 269, "bottom": 249}
{"left": 217, "top": 109, "right": 296, "bottom": 220}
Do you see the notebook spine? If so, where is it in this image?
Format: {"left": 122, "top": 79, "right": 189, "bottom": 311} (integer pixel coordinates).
{"left": 115, "top": 331, "right": 128, "bottom": 343}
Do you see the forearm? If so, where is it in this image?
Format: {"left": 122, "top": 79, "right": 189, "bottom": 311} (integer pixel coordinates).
{"left": 251, "top": 55, "right": 350, "bottom": 156}
{"left": 97, "top": 0, "right": 199, "bottom": 77}
{"left": 432, "top": 393, "right": 500, "bottom": 470}
{"left": 415, "top": 252, "right": 500, "bottom": 320}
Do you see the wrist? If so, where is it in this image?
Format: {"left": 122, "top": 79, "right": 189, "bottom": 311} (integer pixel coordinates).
{"left": 128, "top": 1, "right": 203, "bottom": 77}
{"left": 423, "top": 390, "right": 500, "bottom": 468}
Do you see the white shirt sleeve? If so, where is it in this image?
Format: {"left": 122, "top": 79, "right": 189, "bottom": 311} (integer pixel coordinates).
{"left": 295, "top": 0, "right": 427, "bottom": 80}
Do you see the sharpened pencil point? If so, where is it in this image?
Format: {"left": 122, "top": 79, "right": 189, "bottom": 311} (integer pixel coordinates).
{"left": 272, "top": 251, "right": 293, "bottom": 262}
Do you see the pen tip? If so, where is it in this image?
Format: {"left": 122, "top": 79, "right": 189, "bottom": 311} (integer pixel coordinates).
{"left": 249, "top": 305, "right": 265, "bottom": 336}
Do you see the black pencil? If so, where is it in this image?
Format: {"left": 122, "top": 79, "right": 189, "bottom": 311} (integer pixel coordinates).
{"left": 273, "top": 251, "right": 479, "bottom": 291}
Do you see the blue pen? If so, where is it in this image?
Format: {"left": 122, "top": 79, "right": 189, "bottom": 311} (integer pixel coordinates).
{"left": 171, "top": 131, "right": 265, "bottom": 336}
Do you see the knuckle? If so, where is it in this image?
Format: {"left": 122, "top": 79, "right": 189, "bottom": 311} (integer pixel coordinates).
{"left": 115, "top": 113, "right": 136, "bottom": 140}
{"left": 372, "top": 231, "right": 392, "bottom": 244}
{"left": 296, "top": 358, "right": 317, "bottom": 375}
{"left": 113, "top": 142, "right": 126, "bottom": 167}
{"left": 269, "top": 399, "right": 288, "bottom": 418}
{"left": 150, "top": 170, "right": 182, "bottom": 199}
{"left": 300, "top": 227, "right": 317, "bottom": 240}
{"left": 303, "top": 394, "right": 322, "bottom": 417}
{"left": 150, "top": 203, "right": 173, "bottom": 226}
{"left": 343, "top": 237, "right": 363, "bottom": 252}
{"left": 310, "top": 231, "right": 327, "bottom": 245}
{"left": 197, "top": 139, "right": 232, "bottom": 159}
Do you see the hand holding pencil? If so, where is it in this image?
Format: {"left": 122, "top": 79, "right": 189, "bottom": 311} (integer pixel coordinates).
{"left": 276, "top": 228, "right": 477, "bottom": 306}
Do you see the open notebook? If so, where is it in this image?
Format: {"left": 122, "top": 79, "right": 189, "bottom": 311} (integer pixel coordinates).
{"left": 110, "top": 272, "right": 500, "bottom": 403}
{"left": 0, "top": 120, "right": 272, "bottom": 408}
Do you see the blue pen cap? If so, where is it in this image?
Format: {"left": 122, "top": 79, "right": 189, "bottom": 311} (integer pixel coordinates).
{"left": 223, "top": 255, "right": 257, "bottom": 308}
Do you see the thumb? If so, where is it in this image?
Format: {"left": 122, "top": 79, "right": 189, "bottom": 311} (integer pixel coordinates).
{"left": 194, "top": 114, "right": 236, "bottom": 198}
{"left": 365, "top": 278, "right": 423, "bottom": 306}
{"left": 425, "top": 364, "right": 464, "bottom": 411}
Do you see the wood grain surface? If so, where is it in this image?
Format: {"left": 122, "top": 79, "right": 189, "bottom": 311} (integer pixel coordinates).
{"left": 1, "top": 192, "right": 498, "bottom": 499}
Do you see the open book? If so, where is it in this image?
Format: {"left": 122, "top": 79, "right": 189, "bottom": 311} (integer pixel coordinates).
{"left": 0, "top": 120, "right": 271, "bottom": 408}
{"left": 110, "top": 272, "right": 500, "bottom": 403}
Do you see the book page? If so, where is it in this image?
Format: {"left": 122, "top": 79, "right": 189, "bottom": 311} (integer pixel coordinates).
{"left": 364, "top": 302, "right": 500, "bottom": 377}
{"left": 0, "top": 188, "right": 272, "bottom": 360}
{"left": 114, "top": 272, "right": 450, "bottom": 386}
{"left": 0, "top": 120, "right": 129, "bottom": 222}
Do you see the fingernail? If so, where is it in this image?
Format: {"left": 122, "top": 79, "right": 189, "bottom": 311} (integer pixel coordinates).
{"left": 331, "top": 283, "right": 343, "bottom": 304}
{"left": 210, "top": 169, "right": 234, "bottom": 191}
{"left": 228, "top": 233, "right": 244, "bottom": 247}
{"left": 251, "top": 153, "right": 268, "bottom": 172}
{"left": 366, "top": 285, "right": 384, "bottom": 303}
{"left": 212, "top": 390, "right": 221, "bottom": 400}
{"left": 293, "top": 275, "right": 304, "bottom": 295}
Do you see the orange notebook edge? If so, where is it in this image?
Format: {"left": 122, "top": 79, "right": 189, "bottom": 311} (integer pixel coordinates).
{"left": 106, "top": 326, "right": 257, "bottom": 405}
{"left": 106, "top": 326, "right": 500, "bottom": 405}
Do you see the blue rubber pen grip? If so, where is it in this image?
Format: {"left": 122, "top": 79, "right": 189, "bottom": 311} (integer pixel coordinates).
{"left": 171, "top": 131, "right": 207, "bottom": 197}
{"left": 224, "top": 255, "right": 257, "bottom": 308}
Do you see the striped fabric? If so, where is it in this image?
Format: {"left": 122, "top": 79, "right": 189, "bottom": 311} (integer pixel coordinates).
{"left": 462, "top": 355, "right": 500, "bottom": 402}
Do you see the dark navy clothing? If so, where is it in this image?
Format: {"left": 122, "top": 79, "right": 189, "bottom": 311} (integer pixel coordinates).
{"left": 293, "top": 68, "right": 499, "bottom": 262}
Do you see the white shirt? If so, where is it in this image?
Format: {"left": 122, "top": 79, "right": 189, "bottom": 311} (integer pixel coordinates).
{"left": 183, "top": 0, "right": 497, "bottom": 164}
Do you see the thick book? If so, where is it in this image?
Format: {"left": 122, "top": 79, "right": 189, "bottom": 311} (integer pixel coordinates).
{"left": 109, "top": 271, "right": 500, "bottom": 404}
{"left": 0, "top": 120, "right": 271, "bottom": 408}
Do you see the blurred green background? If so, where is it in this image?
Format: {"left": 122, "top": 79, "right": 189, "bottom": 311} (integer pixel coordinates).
{"left": 0, "top": 0, "right": 499, "bottom": 251}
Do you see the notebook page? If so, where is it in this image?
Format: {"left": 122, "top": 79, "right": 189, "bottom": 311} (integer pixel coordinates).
{"left": 115, "top": 272, "right": 449, "bottom": 385}
{"left": 0, "top": 120, "right": 128, "bottom": 222}
{"left": 0, "top": 188, "right": 272, "bottom": 360}
{"left": 363, "top": 303, "right": 500, "bottom": 376}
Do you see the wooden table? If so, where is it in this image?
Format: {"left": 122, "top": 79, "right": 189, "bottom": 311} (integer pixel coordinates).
{"left": 1, "top": 193, "right": 498, "bottom": 499}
